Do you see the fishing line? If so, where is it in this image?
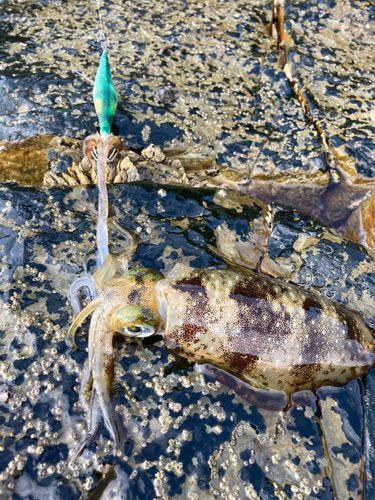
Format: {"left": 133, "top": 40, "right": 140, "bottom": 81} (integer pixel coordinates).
{"left": 97, "top": 0, "right": 107, "bottom": 51}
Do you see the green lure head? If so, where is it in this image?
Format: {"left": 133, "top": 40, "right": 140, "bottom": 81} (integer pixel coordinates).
{"left": 93, "top": 50, "right": 118, "bottom": 135}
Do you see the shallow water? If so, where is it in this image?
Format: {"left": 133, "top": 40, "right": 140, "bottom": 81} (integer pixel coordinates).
{"left": 1, "top": 0, "right": 375, "bottom": 499}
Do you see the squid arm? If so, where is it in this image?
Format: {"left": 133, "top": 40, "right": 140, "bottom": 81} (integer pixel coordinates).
{"left": 88, "top": 307, "right": 123, "bottom": 448}
{"left": 73, "top": 389, "right": 103, "bottom": 460}
{"left": 66, "top": 296, "right": 101, "bottom": 350}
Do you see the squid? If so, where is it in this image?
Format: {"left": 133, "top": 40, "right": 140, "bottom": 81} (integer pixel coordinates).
{"left": 67, "top": 224, "right": 375, "bottom": 458}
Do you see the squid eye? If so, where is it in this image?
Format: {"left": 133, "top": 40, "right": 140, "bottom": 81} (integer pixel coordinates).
{"left": 120, "top": 325, "right": 155, "bottom": 338}
{"left": 127, "top": 326, "right": 142, "bottom": 333}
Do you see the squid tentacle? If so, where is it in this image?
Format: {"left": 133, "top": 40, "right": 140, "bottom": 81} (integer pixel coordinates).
{"left": 108, "top": 219, "right": 140, "bottom": 276}
{"left": 109, "top": 219, "right": 140, "bottom": 260}
{"left": 79, "top": 361, "right": 94, "bottom": 414}
{"left": 95, "top": 133, "right": 111, "bottom": 268}
{"left": 93, "top": 253, "right": 119, "bottom": 292}
{"left": 93, "top": 222, "right": 140, "bottom": 290}
{"left": 69, "top": 275, "right": 98, "bottom": 316}
{"left": 88, "top": 308, "right": 123, "bottom": 448}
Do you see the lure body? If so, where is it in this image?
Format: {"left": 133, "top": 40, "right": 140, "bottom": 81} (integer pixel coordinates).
{"left": 93, "top": 50, "right": 118, "bottom": 135}
{"left": 67, "top": 253, "right": 375, "bottom": 455}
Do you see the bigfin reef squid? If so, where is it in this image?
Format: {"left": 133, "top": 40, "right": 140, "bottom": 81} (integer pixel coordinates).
{"left": 67, "top": 224, "right": 375, "bottom": 458}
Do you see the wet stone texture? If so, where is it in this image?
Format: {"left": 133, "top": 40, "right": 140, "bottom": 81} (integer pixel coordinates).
{"left": 0, "top": 182, "right": 373, "bottom": 499}
{"left": 283, "top": 0, "right": 375, "bottom": 180}
{"left": 1, "top": 0, "right": 375, "bottom": 214}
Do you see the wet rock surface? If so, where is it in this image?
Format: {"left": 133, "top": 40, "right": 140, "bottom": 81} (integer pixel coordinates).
{"left": 213, "top": 198, "right": 375, "bottom": 328}
{"left": 2, "top": 0, "right": 375, "bottom": 237}
{"left": 1, "top": 0, "right": 375, "bottom": 498}
{"left": 1, "top": 0, "right": 375, "bottom": 193}
{"left": 0, "top": 182, "right": 374, "bottom": 499}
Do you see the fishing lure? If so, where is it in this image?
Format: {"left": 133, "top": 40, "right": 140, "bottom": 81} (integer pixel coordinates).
{"left": 93, "top": 1, "right": 118, "bottom": 137}
{"left": 67, "top": 224, "right": 375, "bottom": 458}
{"left": 69, "top": 0, "right": 122, "bottom": 308}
